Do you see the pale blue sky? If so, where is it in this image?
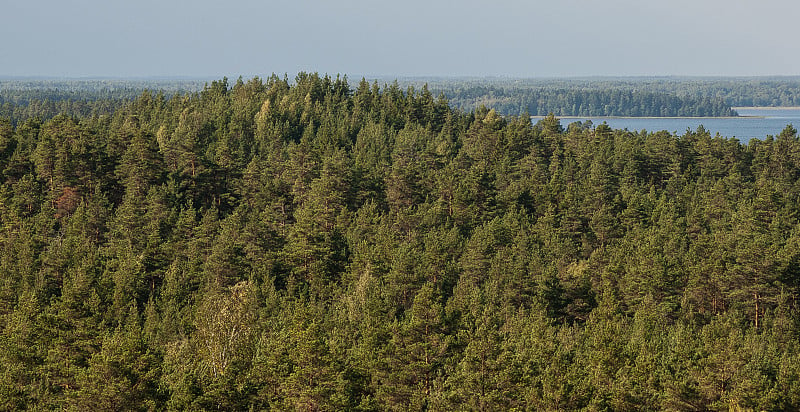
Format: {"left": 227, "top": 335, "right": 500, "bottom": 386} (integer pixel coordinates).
{"left": 2, "top": 0, "right": 798, "bottom": 78}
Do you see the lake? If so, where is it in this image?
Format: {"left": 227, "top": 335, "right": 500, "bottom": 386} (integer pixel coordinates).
{"left": 532, "top": 107, "right": 800, "bottom": 142}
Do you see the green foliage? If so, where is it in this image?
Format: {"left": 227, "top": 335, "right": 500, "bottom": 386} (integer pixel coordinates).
{"left": 413, "top": 76, "right": 800, "bottom": 116}
{"left": 2, "top": 74, "right": 800, "bottom": 410}
{"left": 449, "top": 86, "right": 738, "bottom": 117}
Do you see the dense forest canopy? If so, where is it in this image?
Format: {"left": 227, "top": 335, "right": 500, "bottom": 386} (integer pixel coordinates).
{"left": 2, "top": 74, "right": 800, "bottom": 410}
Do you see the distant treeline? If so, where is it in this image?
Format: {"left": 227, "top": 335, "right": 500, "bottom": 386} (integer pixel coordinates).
{"left": 394, "top": 77, "right": 800, "bottom": 117}
{"left": 0, "top": 78, "right": 206, "bottom": 95}
{"left": 5, "top": 77, "right": 800, "bottom": 123}
{"left": 441, "top": 87, "right": 737, "bottom": 117}
{"left": 673, "top": 77, "right": 800, "bottom": 107}
{"left": 0, "top": 79, "right": 207, "bottom": 124}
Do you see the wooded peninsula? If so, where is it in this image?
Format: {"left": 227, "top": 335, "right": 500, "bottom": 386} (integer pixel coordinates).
{"left": 1, "top": 74, "right": 800, "bottom": 410}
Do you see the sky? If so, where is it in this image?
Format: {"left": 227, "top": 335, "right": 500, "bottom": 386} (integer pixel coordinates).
{"left": 2, "top": 0, "right": 799, "bottom": 78}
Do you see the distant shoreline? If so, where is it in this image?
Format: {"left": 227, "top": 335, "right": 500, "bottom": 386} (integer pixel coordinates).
{"left": 733, "top": 106, "right": 800, "bottom": 110}
{"left": 531, "top": 115, "right": 752, "bottom": 120}
{"left": 529, "top": 106, "right": 800, "bottom": 120}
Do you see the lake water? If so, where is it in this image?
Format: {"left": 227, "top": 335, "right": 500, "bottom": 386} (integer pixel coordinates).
{"left": 532, "top": 107, "right": 800, "bottom": 142}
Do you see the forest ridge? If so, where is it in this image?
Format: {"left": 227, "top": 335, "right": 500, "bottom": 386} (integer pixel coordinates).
{"left": 1, "top": 74, "right": 800, "bottom": 410}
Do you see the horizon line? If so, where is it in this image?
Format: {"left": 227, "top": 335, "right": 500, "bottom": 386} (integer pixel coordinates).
{"left": 4, "top": 74, "right": 800, "bottom": 82}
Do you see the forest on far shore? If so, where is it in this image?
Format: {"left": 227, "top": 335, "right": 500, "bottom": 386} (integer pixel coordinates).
{"left": 419, "top": 76, "right": 800, "bottom": 116}
{"left": 2, "top": 74, "right": 800, "bottom": 410}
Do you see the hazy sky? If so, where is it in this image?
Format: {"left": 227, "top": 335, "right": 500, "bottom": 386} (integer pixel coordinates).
{"left": 2, "top": 0, "right": 798, "bottom": 78}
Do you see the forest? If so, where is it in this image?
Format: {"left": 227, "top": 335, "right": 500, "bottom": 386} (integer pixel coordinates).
{"left": 437, "top": 87, "right": 737, "bottom": 117}
{"left": 6, "top": 76, "right": 800, "bottom": 124}
{"left": 418, "top": 76, "right": 800, "bottom": 116}
{"left": 1, "top": 74, "right": 800, "bottom": 410}
{"left": 0, "top": 79, "right": 205, "bottom": 125}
